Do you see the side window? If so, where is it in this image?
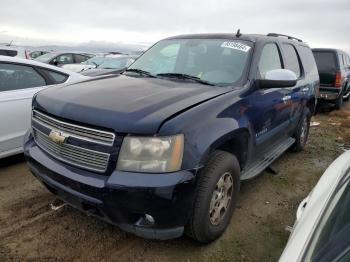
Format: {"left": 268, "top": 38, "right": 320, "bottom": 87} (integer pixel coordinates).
{"left": 298, "top": 46, "right": 318, "bottom": 76}
{"left": 74, "top": 54, "right": 89, "bottom": 63}
{"left": 282, "top": 44, "right": 302, "bottom": 78}
{"left": 0, "top": 49, "right": 18, "bottom": 57}
{"left": 345, "top": 55, "right": 350, "bottom": 66}
{"left": 338, "top": 53, "right": 344, "bottom": 68}
{"left": 258, "top": 43, "right": 282, "bottom": 79}
{"left": 340, "top": 54, "right": 345, "bottom": 67}
{"left": 0, "top": 63, "right": 46, "bottom": 92}
{"left": 42, "top": 69, "right": 68, "bottom": 84}
{"left": 56, "top": 54, "right": 74, "bottom": 64}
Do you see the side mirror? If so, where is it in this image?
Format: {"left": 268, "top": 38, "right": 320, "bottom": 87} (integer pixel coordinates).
{"left": 257, "top": 69, "right": 297, "bottom": 88}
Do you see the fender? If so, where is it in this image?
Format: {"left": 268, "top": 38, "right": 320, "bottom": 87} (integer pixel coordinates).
{"left": 158, "top": 91, "right": 253, "bottom": 171}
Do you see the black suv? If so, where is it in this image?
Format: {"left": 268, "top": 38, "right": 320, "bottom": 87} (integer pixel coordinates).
{"left": 312, "top": 48, "right": 350, "bottom": 109}
{"left": 25, "top": 33, "right": 318, "bottom": 243}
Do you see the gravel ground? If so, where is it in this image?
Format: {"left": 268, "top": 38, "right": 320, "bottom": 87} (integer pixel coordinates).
{"left": 0, "top": 102, "right": 349, "bottom": 262}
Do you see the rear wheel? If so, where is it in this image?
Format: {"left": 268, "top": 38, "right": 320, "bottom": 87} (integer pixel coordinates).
{"left": 186, "top": 150, "right": 240, "bottom": 243}
{"left": 292, "top": 113, "right": 311, "bottom": 152}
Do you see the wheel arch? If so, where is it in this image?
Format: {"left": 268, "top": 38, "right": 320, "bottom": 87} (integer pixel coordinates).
{"left": 199, "top": 128, "right": 251, "bottom": 171}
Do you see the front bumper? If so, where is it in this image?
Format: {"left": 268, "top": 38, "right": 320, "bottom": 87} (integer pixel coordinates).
{"left": 24, "top": 134, "right": 197, "bottom": 240}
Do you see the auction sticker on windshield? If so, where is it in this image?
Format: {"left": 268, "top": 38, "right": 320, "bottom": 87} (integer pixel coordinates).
{"left": 221, "top": 42, "right": 251, "bottom": 52}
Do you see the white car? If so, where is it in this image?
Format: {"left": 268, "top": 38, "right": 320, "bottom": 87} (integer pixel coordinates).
{"left": 0, "top": 56, "right": 89, "bottom": 159}
{"left": 280, "top": 150, "right": 350, "bottom": 262}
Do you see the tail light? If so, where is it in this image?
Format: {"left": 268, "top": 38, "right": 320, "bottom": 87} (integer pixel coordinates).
{"left": 335, "top": 72, "right": 342, "bottom": 88}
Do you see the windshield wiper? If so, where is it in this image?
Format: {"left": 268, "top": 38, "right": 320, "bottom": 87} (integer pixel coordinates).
{"left": 124, "top": 68, "right": 156, "bottom": 78}
{"left": 156, "top": 73, "right": 216, "bottom": 86}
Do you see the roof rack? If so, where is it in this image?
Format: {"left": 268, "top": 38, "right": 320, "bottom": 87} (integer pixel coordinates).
{"left": 267, "top": 33, "right": 303, "bottom": 42}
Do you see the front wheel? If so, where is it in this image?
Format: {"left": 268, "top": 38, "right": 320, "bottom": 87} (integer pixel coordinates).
{"left": 292, "top": 113, "right": 311, "bottom": 152}
{"left": 186, "top": 150, "right": 240, "bottom": 243}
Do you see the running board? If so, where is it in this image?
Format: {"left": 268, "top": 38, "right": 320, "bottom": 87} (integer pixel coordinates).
{"left": 241, "top": 137, "right": 295, "bottom": 180}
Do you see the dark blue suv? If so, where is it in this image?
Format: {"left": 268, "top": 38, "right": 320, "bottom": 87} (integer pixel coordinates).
{"left": 24, "top": 33, "right": 318, "bottom": 243}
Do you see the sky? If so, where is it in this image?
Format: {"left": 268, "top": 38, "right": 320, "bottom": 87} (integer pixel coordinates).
{"left": 0, "top": 0, "right": 349, "bottom": 51}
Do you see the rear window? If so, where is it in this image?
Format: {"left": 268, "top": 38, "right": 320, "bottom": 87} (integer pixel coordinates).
{"left": 0, "top": 49, "right": 18, "bottom": 57}
{"left": 313, "top": 51, "right": 338, "bottom": 71}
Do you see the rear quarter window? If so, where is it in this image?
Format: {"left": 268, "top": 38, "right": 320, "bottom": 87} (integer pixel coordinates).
{"left": 313, "top": 51, "right": 338, "bottom": 72}
{"left": 298, "top": 46, "right": 319, "bottom": 77}
{"left": 41, "top": 69, "right": 69, "bottom": 84}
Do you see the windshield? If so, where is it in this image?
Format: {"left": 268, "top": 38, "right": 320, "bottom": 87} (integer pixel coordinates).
{"left": 82, "top": 56, "right": 106, "bottom": 66}
{"left": 128, "top": 38, "right": 252, "bottom": 86}
{"left": 35, "top": 53, "right": 57, "bottom": 63}
{"left": 98, "top": 57, "right": 132, "bottom": 69}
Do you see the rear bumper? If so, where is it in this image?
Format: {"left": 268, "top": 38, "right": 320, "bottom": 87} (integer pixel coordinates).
{"left": 319, "top": 87, "right": 340, "bottom": 101}
{"left": 24, "top": 134, "right": 197, "bottom": 240}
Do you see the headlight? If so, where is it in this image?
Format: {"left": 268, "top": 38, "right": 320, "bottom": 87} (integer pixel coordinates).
{"left": 117, "top": 135, "right": 184, "bottom": 173}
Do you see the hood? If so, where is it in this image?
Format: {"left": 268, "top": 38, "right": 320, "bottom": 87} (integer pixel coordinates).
{"left": 80, "top": 68, "right": 123, "bottom": 77}
{"left": 34, "top": 75, "right": 232, "bottom": 134}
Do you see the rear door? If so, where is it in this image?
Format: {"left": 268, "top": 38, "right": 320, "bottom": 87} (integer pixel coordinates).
{"left": 0, "top": 62, "right": 47, "bottom": 156}
{"left": 281, "top": 43, "right": 306, "bottom": 129}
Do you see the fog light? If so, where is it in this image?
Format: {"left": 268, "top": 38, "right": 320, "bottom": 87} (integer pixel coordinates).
{"left": 145, "top": 214, "right": 155, "bottom": 225}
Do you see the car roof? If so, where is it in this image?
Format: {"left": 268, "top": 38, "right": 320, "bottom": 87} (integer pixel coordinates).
{"left": 46, "top": 52, "right": 93, "bottom": 56}
{"left": 164, "top": 33, "right": 310, "bottom": 47}
{"left": 312, "top": 48, "right": 348, "bottom": 55}
{"left": 104, "top": 54, "right": 134, "bottom": 58}
{"left": 0, "top": 55, "right": 88, "bottom": 78}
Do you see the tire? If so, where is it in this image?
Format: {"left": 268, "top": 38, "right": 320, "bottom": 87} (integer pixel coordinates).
{"left": 186, "top": 150, "right": 240, "bottom": 243}
{"left": 335, "top": 95, "right": 343, "bottom": 110}
{"left": 292, "top": 113, "right": 311, "bottom": 152}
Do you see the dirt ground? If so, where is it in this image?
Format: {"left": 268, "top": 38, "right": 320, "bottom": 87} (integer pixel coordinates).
{"left": 1, "top": 102, "right": 349, "bottom": 262}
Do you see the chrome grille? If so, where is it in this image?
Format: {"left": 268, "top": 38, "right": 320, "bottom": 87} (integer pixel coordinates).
{"left": 32, "top": 110, "right": 115, "bottom": 146}
{"left": 33, "top": 128, "right": 110, "bottom": 173}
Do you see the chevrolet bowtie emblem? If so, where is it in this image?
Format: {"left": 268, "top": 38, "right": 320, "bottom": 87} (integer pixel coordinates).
{"left": 48, "top": 130, "right": 68, "bottom": 144}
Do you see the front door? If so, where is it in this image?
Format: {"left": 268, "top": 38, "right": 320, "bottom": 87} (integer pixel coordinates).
{"left": 0, "top": 62, "right": 47, "bottom": 156}
{"left": 246, "top": 42, "right": 292, "bottom": 152}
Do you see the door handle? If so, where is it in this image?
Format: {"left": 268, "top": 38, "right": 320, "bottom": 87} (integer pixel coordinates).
{"left": 282, "top": 95, "right": 291, "bottom": 102}
{"left": 301, "top": 87, "right": 309, "bottom": 93}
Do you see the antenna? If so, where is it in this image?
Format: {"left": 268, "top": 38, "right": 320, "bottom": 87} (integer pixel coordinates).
{"left": 236, "top": 29, "right": 242, "bottom": 38}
